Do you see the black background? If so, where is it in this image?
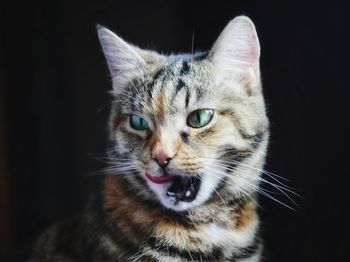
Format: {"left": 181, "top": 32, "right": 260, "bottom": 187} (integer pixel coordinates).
{"left": 1, "top": 0, "right": 349, "bottom": 261}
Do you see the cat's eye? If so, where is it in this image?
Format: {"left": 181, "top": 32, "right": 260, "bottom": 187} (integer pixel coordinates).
{"left": 130, "top": 115, "right": 149, "bottom": 130}
{"left": 187, "top": 109, "right": 214, "bottom": 128}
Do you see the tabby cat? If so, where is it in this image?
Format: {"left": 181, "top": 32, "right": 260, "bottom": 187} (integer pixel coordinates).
{"left": 33, "top": 16, "right": 269, "bottom": 261}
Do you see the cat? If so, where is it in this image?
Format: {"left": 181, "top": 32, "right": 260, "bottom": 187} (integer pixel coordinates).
{"left": 32, "top": 15, "right": 269, "bottom": 262}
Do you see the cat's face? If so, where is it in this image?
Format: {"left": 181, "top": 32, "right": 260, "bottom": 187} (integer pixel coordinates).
{"left": 98, "top": 16, "right": 269, "bottom": 211}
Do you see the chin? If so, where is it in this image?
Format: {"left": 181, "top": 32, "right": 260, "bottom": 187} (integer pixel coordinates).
{"left": 145, "top": 172, "right": 222, "bottom": 212}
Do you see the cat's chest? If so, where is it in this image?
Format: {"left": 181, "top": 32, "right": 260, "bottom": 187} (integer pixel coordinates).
{"left": 147, "top": 217, "right": 259, "bottom": 261}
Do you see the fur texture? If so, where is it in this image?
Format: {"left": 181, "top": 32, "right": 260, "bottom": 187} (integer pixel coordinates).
{"left": 33, "top": 16, "right": 269, "bottom": 261}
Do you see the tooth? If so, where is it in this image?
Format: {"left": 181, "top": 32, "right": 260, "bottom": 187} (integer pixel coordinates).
{"left": 167, "top": 191, "right": 175, "bottom": 196}
{"left": 186, "top": 191, "right": 191, "bottom": 197}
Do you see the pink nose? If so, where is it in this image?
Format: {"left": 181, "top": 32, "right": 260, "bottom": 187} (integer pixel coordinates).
{"left": 152, "top": 150, "right": 172, "bottom": 169}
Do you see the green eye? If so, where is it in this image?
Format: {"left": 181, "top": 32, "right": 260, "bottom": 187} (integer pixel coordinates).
{"left": 187, "top": 109, "right": 214, "bottom": 128}
{"left": 130, "top": 115, "right": 149, "bottom": 130}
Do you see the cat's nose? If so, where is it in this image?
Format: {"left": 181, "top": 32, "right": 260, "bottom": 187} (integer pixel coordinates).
{"left": 153, "top": 158, "right": 172, "bottom": 170}
{"left": 152, "top": 150, "right": 172, "bottom": 170}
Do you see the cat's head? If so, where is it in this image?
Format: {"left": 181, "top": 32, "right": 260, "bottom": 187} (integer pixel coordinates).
{"left": 97, "top": 16, "right": 269, "bottom": 212}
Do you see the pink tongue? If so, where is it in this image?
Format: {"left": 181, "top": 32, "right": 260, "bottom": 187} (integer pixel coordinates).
{"left": 146, "top": 173, "right": 173, "bottom": 184}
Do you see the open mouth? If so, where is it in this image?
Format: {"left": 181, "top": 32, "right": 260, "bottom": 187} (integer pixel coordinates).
{"left": 146, "top": 172, "right": 201, "bottom": 204}
{"left": 166, "top": 175, "right": 201, "bottom": 203}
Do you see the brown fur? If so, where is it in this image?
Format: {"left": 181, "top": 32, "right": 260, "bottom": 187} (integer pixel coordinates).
{"left": 103, "top": 175, "right": 258, "bottom": 253}
{"left": 155, "top": 91, "right": 166, "bottom": 123}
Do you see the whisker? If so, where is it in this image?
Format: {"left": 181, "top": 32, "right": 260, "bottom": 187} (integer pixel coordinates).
{"left": 203, "top": 166, "right": 262, "bottom": 209}
{"left": 212, "top": 162, "right": 300, "bottom": 199}
{"left": 191, "top": 30, "right": 195, "bottom": 55}
{"left": 215, "top": 158, "right": 290, "bottom": 183}
{"left": 213, "top": 188, "right": 228, "bottom": 207}
{"left": 205, "top": 161, "right": 300, "bottom": 207}
{"left": 202, "top": 164, "right": 297, "bottom": 210}
{"left": 233, "top": 167, "right": 300, "bottom": 207}
{"left": 199, "top": 155, "right": 292, "bottom": 188}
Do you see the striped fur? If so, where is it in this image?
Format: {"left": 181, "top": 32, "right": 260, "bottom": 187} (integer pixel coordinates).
{"left": 33, "top": 16, "right": 269, "bottom": 261}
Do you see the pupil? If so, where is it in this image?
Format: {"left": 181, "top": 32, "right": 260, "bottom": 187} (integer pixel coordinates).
{"left": 139, "top": 118, "right": 143, "bottom": 127}
{"left": 196, "top": 112, "right": 201, "bottom": 123}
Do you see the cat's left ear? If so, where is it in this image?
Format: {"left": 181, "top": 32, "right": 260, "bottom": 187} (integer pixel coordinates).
{"left": 208, "top": 16, "right": 261, "bottom": 95}
{"left": 97, "top": 25, "right": 146, "bottom": 92}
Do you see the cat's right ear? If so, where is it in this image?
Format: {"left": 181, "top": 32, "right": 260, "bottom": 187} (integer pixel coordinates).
{"left": 97, "top": 25, "right": 146, "bottom": 92}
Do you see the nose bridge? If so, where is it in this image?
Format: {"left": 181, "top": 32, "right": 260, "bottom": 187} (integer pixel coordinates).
{"left": 151, "top": 126, "right": 176, "bottom": 159}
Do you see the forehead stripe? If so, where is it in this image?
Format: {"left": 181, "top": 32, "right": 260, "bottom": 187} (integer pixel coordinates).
{"left": 146, "top": 67, "right": 166, "bottom": 99}
{"left": 176, "top": 78, "right": 185, "bottom": 92}
{"left": 185, "top": 88, "right": 190, "bottom": 108}
{"left": 179, "top": 61, "right": 190, "bottom": 76}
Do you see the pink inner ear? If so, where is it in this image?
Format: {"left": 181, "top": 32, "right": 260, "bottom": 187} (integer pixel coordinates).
{"left": 110, "top": 68, "right": 120, "bottom": 78}
{"left": 246, "top": 31, "right": 259, "bottom": 65}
